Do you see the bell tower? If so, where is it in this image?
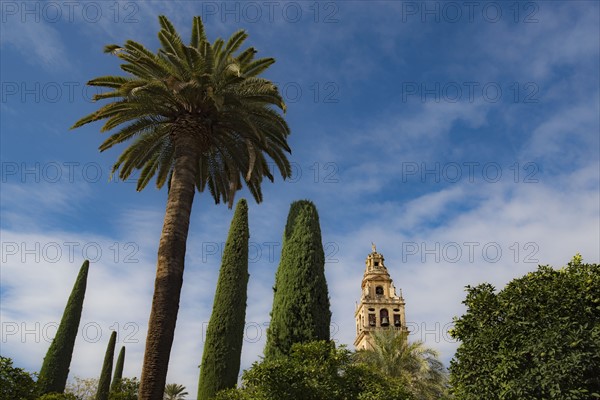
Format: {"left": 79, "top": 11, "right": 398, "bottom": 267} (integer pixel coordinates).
{"left": 354, "top": 244, "right": 408, "bottom": 350}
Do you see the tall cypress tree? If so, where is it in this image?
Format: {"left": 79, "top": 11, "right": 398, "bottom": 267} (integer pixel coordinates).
{"left": 110, "top": 346, "right": 125, "bottom": 393}
{"left": 197, "top": 199, "right": 249, "bottom": 400}
{"left": 264, "top": 200, "right": 331, "bottom": 359}
{"left": 95, "top": 331, "right": 117, "bottom": 400}
{"left": 38, "top": 260, "right": 90, "bottom": 395}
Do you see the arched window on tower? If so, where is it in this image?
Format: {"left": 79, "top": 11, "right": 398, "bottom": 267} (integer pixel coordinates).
{"left": 375, "top": 286, "right": 384, "bottom": 296}
{"left": 368, "top": 313, "right": 376, "bottom": 326}
{"left": 394, "top": 314, "right": 401, "bottom": 327}
{"left": 380, "top": 309, "right": 389, "bottom": 326}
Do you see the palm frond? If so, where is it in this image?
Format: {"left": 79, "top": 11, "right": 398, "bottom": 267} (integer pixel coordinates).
{"left": 87, "top": 75, "right": 131, "bottom": 88}
{"left": 223, "top": 30, "right": 248, "bottom": 58}
{"left": 242, "top": 58, "right": 275, "bottom": 77}
{"left": 73, "top": 15, "right": 291, "bottom": 201}
{"left": 103, "top": 44, "right": 122, "bottom": 54}
{"left": 190, "top": 16, "right": 207, "bottom": 50}
{"left": 357, "top": 329, "right": 450, "bottom": 399}
{"left": 98, "top": 117, "right": 162, "bottom": 152}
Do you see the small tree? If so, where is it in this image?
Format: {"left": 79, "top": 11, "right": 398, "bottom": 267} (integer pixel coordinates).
{"left": 450, "top": 255, "right": 600, "bottom": 399}
{"left": 38, "top": 260, "right": 90, "bottom": 395}
{"left": 198, "top": 199, "right": 249, "bottom": 399}
{"left": 264, "top": 200, "right": 331, "bottom": 359}
{"left": 0, "top": 356, "right": 37, "bottom": 400}
{"left": 65, "top": 376, "right": 98, "bottom": 400}
{"left": 95, "top": 331, "right": 117, "bottom": 400}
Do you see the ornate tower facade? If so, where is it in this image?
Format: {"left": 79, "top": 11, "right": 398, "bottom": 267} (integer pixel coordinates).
{"left": 354, "top": 244, "right": 408, "bottom": 350}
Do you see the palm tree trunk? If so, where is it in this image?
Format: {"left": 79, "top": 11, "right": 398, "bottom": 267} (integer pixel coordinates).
{"left": 139, "top": 134, "right": 199, "bottom": 400}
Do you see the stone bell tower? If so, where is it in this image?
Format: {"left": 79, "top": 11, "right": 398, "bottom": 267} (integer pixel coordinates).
{"left": 354, "top": 244, "right": 408, "bottom": 350}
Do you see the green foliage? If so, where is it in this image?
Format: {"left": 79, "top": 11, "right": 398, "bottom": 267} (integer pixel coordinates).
{"left": 264, "top": 200, "right": 331, "bottom": 359}
{"left": 108, "top": 377, "right": 139, "bottom": 400}
{"left": 71, "top": 15, "right": 292, "bottom": 205}
{"left": 38, "top": 261, "right": 90, "bottom": 396}
{"left": 450, "top": 255, "right": 600, "bottom": 399}
{"left": 95, "top": 331, "right": 117, "bottom": 400}
{"left": 213, "top": 390, "right": 250, "bottom": 400}
{"left": 37, "top": 393, "right": 79, "bottom": 400}
{"left": 110, "top": 347, "right": 125, "bottom": 393}
{"left": 164, "top": 383, "right": 188, "bottom": 400}
{"left": 197, "top": 199, "right": 250, "bottom": 399}
{"left": 0, "top": 356, "right": 37, "bottom": 400}
{"left": 215, "top": 341, "right": 412, "bottom": 400}
{"left": 356, "top": 330, "right": 450, "bottom": 400}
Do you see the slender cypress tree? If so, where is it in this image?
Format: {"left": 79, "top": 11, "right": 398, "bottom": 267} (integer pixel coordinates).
{"left": 264, "top": 200, "right": 331, "bottom": 359}
{"left": 38, "top": 260, "right": 90, "bottom": 395}
{"left": 110, "top": 346, "right": 125, "bottom": 393}
{"left": 197, "top": 199, "right": 249, "bottom": 400}
{"left": 95, "top": 331, "right": 117, "bottom": 400}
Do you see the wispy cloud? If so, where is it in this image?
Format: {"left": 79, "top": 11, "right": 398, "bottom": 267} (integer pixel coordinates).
{"left": 1, "top": 17, "right": 70, "bottom": 70}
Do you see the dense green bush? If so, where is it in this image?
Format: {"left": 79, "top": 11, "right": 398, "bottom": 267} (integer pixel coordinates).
{"left": 0, "top": 356, "right": 37, "bottom": 400}
{"left": 108, "top": 377, "right": 139, "bottom": 400}
{"left": 450, "top": 255, "right": 600, "bottom": 399}
{"left": 216, "top": 341, "right": 412, "bottom": 400}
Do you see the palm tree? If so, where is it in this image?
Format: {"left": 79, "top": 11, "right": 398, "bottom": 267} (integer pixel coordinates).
{"left": 355, "top": 329, "right": 450, "bottom": 400}
{"left": 72, "top": 15, "right": 291, "bottom": 399}
{"left": 163, "top": 383, "right": 188, "bottom": 400}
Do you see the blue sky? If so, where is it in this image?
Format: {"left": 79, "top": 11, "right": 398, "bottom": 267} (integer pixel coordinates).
{"left": 1, "top": 0, "right": 599, "bottom": 396}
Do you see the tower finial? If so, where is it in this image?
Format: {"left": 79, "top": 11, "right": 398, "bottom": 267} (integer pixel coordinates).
{"left": 371, "top": 242, "right": 376, "bottom": 253}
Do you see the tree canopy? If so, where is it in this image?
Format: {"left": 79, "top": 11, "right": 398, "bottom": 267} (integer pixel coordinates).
{"left": 450, "top": 255, "right": 600, "bottom": 399}
{"left": 0, "top": 356, "right": 37, "bottom": 400}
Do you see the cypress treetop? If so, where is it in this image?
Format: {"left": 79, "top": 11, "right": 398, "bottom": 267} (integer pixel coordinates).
{"left": 95, "top": 331, "right": 117, "bottom": 400}
{"left": 264, "top": 200, "right": 331, "bottom": 359}
{"left": 110, "top": 346, "right": 125, "bottom": 393}
{"left": 38, "top": 260, "right": 90, "bottom": 395}
{"left": 198, "top": 198, "right": 250, "bottom": 400}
